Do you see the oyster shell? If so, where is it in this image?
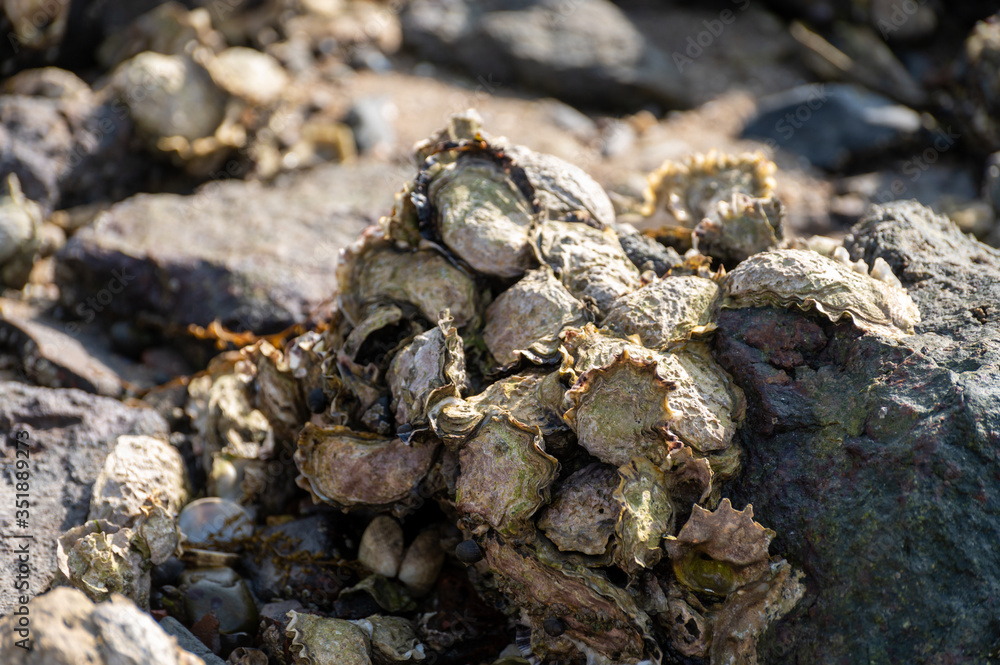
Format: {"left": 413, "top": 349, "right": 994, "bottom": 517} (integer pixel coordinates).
{"left": 294, "top": 425, "right": 438, "bottom": 515}
{"left": 537, "top": 463, "right": 619, "bottom": 556}
{"left": 613, "top": 457, "right": 674, "bottom": 573}
{"left": 601, "top": 275, "right": 719, "bottom": 349}
{"left": 387, "top": 314, "right": 466, "bottom": 430}
{"left": 483, "top": 266, "right": 590, "bottom": 366}
{"left": 534, "top": 219, "right": 642, "bottom": 315}
{"left": 721, "top": 248, "right": 921, "bottom": 339}
{"left": 455, "top": 410, "right": 558, "bottom": 538}
{"left": 286, "top": 612, "right": 372, "bottom": 665}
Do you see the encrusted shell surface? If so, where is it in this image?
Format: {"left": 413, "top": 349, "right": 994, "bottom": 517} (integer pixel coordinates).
{"left": 694, "top": 192, "right": 784, "bottom": 263}
{"left": 455, "top": 410, "right": 558, "bottom": 538}
{"left": 464, "top": 371, "right": 568, "bottom": 437}
{"left": 721, "top": 248, "right": 921, "bottom": 339}
{"left": 537, "top": 463, "right": 619, "bottom": 556}
{"left": 337, "top": 227, "right": 480, "bottom": 328}
{"left": 429, "top": 156, "right": 536, "bottom": 278}
{"left": 482, "top": 535, "right": 650, "bottom": 664}
{"left": 663, "top": 499, "right": 774, "bottom": 597}
{"left": 601, "top": 275, "right": 719, "bottom": 349}
{"left": 350, "top": 615, "right": 426, "bottom": 663}
{"left": 287, "top": 612, "right": 372, "bottom": 665}
{"left": 294, "top": 425, "right": 438, "bottom": 513}
{"left": 387, "top": 315, "right": 466, "bottom": 429}
{"left": 613, "top": 457, "right": 674, "bottom": 573}
{"left": 483, "top": 266, "right": 590, "bottom": 366}
{"left": 563, "top": 350, "right": 678, "bottom": 467}
{"left": 534, "top": 220, "right": 642, "bottom": 315}
{"left": 642, "top": 151, "right": 777, "bottom": 225}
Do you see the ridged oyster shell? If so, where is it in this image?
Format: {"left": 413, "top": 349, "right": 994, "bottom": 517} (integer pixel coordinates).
{"left": 721, "top": 248, "right": 921, "bottom": 339}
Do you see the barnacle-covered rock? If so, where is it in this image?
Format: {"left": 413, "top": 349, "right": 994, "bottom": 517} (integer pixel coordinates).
{"left": 295, "top": 425, "right": 438, "bottom": 515}
{"left": 537, "top": 463, "right": 619, "bottom": 556}
{"left": 455, "top": 410, "right": 558, "bottom": 538}
{"left": 483, "top": 267, "right": 590, "bottom": 366}
{"left": 721, "top": 248, "right": 921, "bottom": 339}
{"left": 601, "top": 275, "right": 719, "bottom": 349}
{"left": 613, "top": 457, "right": 674, "bottom": 573}
{"left": 534, "top": 220, "right": 642, "bottom": 315}
{"left": 337, "top": 227, "right": 480, "bottom": 328}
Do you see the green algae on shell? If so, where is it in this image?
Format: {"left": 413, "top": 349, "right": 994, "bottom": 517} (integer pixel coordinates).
{"left": 721, "top": 248, "right": 921, "bottom": 339}
{"left": 601, "top": 275, "right": 719, "bottom": 349}
{"left": 613, "top": 456, "right": 675, "bottom": 574}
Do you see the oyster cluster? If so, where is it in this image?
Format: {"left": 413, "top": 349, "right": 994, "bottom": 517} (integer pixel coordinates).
{"left": 290, "top": 112, "right": 921, "bottom": 664}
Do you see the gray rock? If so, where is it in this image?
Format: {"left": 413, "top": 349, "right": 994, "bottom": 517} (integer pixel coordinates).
{"left": 55, "top": 162, "right": 399, "bottom": 333}
{"left": 741, "top": 83, "right": 922, "bottom": 170}
{"left": 0, "top": 382, "right": 168, "bottom": 614}
{"left": 346, "top": 97, "right": 398, "bottom": 158}
{"left": 400, "top": 0, "right": 691, "bottom": 110}
{"left": 713, "top": 201, "right": 1000, "bottom": 662}
{"left": 0, "top": 587, "right": 205, "bottom": 664}
{"left": 158, "top": 617, "right": 227, "bottom": 665}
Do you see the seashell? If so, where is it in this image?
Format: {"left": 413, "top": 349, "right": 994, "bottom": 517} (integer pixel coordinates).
{"left": 537, "top": 463, "right": 619, "bottom": 556}
{"left": 56, "top": 519, "right": 151, "bottom": 605}
{"left": 206, "top": 47, "right": 288, "bottom": 106}
{"left": 337, "top": 227, "right": 480, "bottom": 329}
{"left": 427, "top": 154, "right": 536, "bottom": 277}
{"left": 563, "top": 350, "right": 678, "bottom": 467}
{"left": 663, "top": 498, "right": 774, "bottom": 597}
{"left": 398, "top": 529, "right": 446, "bottom": 596}
{"left": 533, "top": 219, "right": 642, "bottom": 315}
{"left": 613, "top": 456, "right": 674, "bottom": 574}
{"left": 483, "top": 266, "right": 590, "bottom": 366}
{"left": 455, "top": 409, "right": 559, "bottom": 538}
{"left": 463, "top": 371, "right": 568, "bottom": 437}
{"left": 350, "top": 615, "right": 426, "bottom": 663}
{"left": 177, "top": 497, "right": 253, "bottom": 549}
{"left": 286, "top": 611, "right": 372, "bottom": 665}
{"left": 601, "top": 275, "right": 719, "bottom": 349}
{"left": 294, "top": 425, "right": 438, "bottom": 515}
{"left": 359, "top": 516, "right": 405, "bottom": 578}
{"left": 387, "top": 313, "right": 466, "bottom": 430}
{"left": 720, "top": 248, "right": 921, "bottom": 339}
{"left": 693, "top": 192, "right": 784, "bottom": 263}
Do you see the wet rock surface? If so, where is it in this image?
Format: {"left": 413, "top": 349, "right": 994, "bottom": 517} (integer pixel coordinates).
{"left": 714, "top": 201, "right": 1000, "bottom": 663}
{"left": 55, "top": 162, "right": 400, "bottom": 333}
{"left": 0, "top": 382, "right": 168, "bottom": 614}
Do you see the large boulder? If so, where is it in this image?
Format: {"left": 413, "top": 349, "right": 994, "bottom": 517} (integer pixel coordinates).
{"left": 714, "top": 200, "right": 1000, "bottom": 663}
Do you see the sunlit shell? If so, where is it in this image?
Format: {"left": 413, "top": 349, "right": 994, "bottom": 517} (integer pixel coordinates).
{"left": 387, "top": 314, "right": 466, "bottom": 429}
{"left": 294, "top": 424, "right": 438, "bottom": 514}
{"left": 694, "top": 192, "right": 783, "bottom": 263}
{"left": 563, "top": 350, "right": 678, "bottom": 467}
{"left": 663, "top": 499, "right": 774, "bottom": 597}
{"left": 562, "top": 325, "right": 744, "bottom": 456}
{"left": 537, "top": 463, "right": 619, "bottom": 556}
{"left": 642, "top": 151, "right": 777, "bottom": 225}
{"left": 286, "top": 612, "right": 372, "bottom": 665}
{"left": 429, "top": 156, "right": 536, "bottom": 278}
{"left": 337, "top": 227, "right": 480, "bottom": 328}
{"left": 601, "top": 275, "right": 719, "bottom": 349}
{"left": 455, "top": 409, "right": 558, "bottom": 538}
{"left": 483, "top": 266, "right": 590, "bottom": 366}
{"left": 465, "top": 370, "right": 568, "bottom": 437}
{"left": 614, "top": 457, "right": 674, "bottom": 573}
{"left": 721, "top": 248, "right": 921, "bottom": 339}
{"left": 482, "top": 535, "right": 651, "bottom": 664}
{"left": 534, "top": 220, "right": 642, "bottom": 315}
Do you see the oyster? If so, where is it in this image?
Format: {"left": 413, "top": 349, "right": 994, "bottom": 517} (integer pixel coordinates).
{"left": 483, "top": 267, "right": 590, "bottom": 366}
{"left": 287, "top": 115, "right": 805, "bottom": 664}
{"left": 642, "top": 151, "right": 783, "bottom": 263}
{"left": 286, "top": 612, "right": 372, "bottom": 665}
{"left": 721, "top": 248, "right": 921, "bottom": 339}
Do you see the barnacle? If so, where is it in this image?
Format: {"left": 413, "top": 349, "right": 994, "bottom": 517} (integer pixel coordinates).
{"left": 721, "top": 248, "right": 921, "bottom": 339}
